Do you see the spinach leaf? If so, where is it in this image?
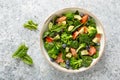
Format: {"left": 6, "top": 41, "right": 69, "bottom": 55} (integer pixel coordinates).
{"left": 65, "top": 12, "right": 74, "bottom": 20}
{"left": 92, "top": 51, "right": 99, "bottom": 59}
{"left": 71, "top": 24, "right": 83, "bottom": 32}
{"left": 86, "top": 17, "right": 96, "bottom": 28}
{"left": 50, "top": 24, "right": 67, "bottom": 32}
{"left": 22, "top": 54, "right": 33, "bottom": 65}
{"left": 43, "top": 31, "right": 50, "bottom": 38}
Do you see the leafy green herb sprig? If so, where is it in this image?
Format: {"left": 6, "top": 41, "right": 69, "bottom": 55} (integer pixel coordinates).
{"left": 12, "top": 43, "right": 33, "bottom": 65}
{"left": 23, "top": 20, "right": 38, "bottom": 30}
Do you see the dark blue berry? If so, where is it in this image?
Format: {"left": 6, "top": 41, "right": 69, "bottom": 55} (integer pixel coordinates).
{"left": 86, "top": 45, "right": 90, "bottom": 50}
{"left": 66, "top": 64, "right": 70, "bottom": 69}
{"left": 66, "top": 60, "right": 70, "bottom": 65}
{"left": 50, "top": 58, "right": 54, "bottom": 62}
{"left": 62, "top": 44, "right": 66, "bottom": 48}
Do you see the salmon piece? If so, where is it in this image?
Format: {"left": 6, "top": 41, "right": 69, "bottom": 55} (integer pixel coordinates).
{"left": 81, "top": 14, "right": 88, "bottom": 24}
{"left": 70, "top": 48, "right": 77, "bottom": 57}
{"left": 56, "top": 16, "right": 67, "bottom": 23}
{"left": 88, "top": 46, "right": 96, "bottom": 56}
{"left": 56, "top": 53, "right": 64, "bottom": 63}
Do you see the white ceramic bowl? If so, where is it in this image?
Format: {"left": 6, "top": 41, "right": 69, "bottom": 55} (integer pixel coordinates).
{"left": 40, "top": 7, "right": 106, "bottom": 73}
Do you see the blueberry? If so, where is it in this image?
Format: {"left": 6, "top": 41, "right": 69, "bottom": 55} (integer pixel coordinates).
{"left": 62, "top": 44, "right": 66, "bottom": 48}
{"left": 65, "top": 60, "right": 70, "bottom": 69}
{"left": 50, "top": 58, "right": 54, "bottom": 62}
{"left": 66, "top": 60, "right": 70, "bottom": 65}
{"left": 86, "top": 45, "right": 90, "bottom": 50}
{"left": 66, "top": 64, "right": 70, "bottom": 69}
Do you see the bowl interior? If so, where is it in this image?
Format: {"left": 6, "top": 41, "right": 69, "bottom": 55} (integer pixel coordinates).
{"left": 40, "top": 8, "right": 105, "bottom": 73}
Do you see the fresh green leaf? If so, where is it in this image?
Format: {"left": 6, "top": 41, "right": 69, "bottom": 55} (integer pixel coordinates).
{"left": 71, "top": 24, "right": 83, "bottom": 32}
{"left": 47, "top": 44, "right": 59, "bottom": 59}
{"left": 22, "top": 54, "right": 33, "bottom": 65}
{"left": 86, "top": 17, "right": 96, "bottom": 28}
{"left": 44, "top": 42, "right": 54, "bottom": 51}
{"left": 92, "top": 51, "right": 99, "bottom": 59}
{"left": 23, "top": 20, "right": 38, "bottom": 30}
{"left": 12, "top": 43, "right": 33, "bottom": 65}
{"left": 50, "top": 24, "right": 66, "bottom": 32}
{"left": 43, "top": 31, "right": 50, "bottom": 38}
{"left": 12, "top": 43, "right": 28, "bottom": 58}
{"left": 73, "top": 20, "right": 81, "bottom": 26}
{"left": 65, "top": 12, "right": 74, "bottom": 20}
{"left": 88, "top": 26, "right": 97, "bottom": 38}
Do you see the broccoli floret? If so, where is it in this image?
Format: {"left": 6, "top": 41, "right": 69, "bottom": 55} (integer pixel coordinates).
{"left": 81, "top": 56, "right": 93, "bottom": 67}
{"left": 76, "top": 43, "right": 86, "bottom": 53}
{"left": 44, "top": 42, "right": 54, "bottom": 51}
{"left": 61, "top": 32, "right": 72, "bottom": 44}
{"left": 70, "top": 40, "right": 79, "bottom": 49}
{"left": 44, "top": 42, "right": 59, "bottom": 59}
{"left": 88, "top": 26, "right": 97, "bottom": 38}
{"left": 70, "top": 57, "right": 82, "bottom": 69}
{"left": 65, "top": 12, "right": 74, "bottom": 20}
{"left": 48, "top": 45, "right": 59, "bottom": 59}
{"left": 79, "top": 34, "right": 91, "bottom": 44}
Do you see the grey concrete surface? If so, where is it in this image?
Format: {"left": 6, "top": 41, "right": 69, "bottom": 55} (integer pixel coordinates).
{"left": 0, "top": 0, "right": 120, "bottom": 80}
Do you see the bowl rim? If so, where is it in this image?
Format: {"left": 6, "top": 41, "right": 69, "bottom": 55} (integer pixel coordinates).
{"left": 40, "top": 7, "right": 106, "bottom": 73}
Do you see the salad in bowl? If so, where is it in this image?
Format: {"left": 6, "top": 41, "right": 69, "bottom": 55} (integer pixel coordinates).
{"left": 40, "top": 8, "right": 105, "bottom": 73}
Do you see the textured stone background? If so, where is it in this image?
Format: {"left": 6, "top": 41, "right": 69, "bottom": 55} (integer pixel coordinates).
{"left": 0, "top": 0, "right": 120, "bottom": 80}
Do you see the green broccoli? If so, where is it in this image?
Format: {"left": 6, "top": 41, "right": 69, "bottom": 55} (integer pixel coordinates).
{"left": 70, "top": 40, "right": 79, "bottom": 49}
{"left": 88, "top": 26, "right": 97, "bottom": 38}
{"left": 48, "top": 45, "right": 59, "bottom": 59}
{"left": 70, "top": 57, "right": 82, "bottom": 69}
{"left": 81, "top": 56, "right": 93, "bottom": 67}
{"left": 44, "top": 42, "right": 59, "bottom": 59}
{"left": 79, "top": 34, "right": 91, "bottom": 44}
{"left": 44, "top": 42, "right": 54, "bottom": 51}
{"left": 76, "top": 43, "right": 86, "bottom": 53}
{"left": 61, "top": 32, "right": 72, "bottom": 44}
{"left": 86, "top": 17, "right": 96, "bottom": 28}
